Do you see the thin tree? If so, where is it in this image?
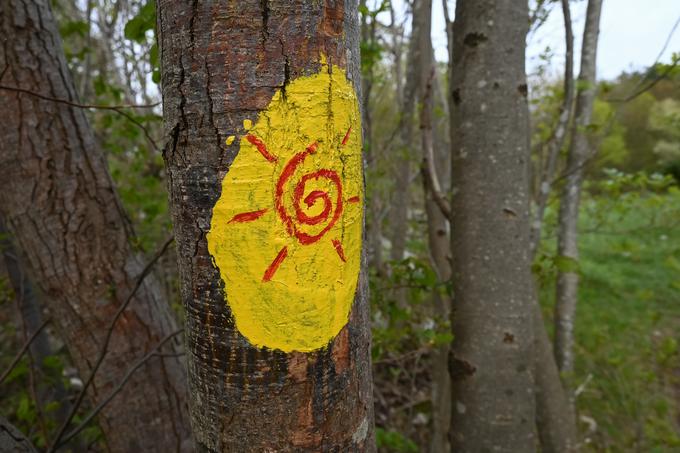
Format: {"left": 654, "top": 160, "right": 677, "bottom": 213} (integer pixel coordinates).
{"left": 554, "top": 0, "right": 604, "bottom": 374}
{"left": 415, "top": 0, "right": 452, "bottom": 451}
{"left": 0, "top": 0, "right": 190, "bottom": 450}
{"left": 529, "top": 1, "right": 581, "bottom": 450}
{"left": 448, "top": 0, "right": 536, "bottom": 450}
{"left": 157, "top": 1, "right": 375, "bottom": 450}
{"left": 530, "top": 0, "right": 576, "bottom": 256}
{"left": 389, "top": 1, "right": 420, "bottom": 262}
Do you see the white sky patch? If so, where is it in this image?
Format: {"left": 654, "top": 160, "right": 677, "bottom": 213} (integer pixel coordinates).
{"left": 381, "top": 0, "right": 680, "bottom": 81}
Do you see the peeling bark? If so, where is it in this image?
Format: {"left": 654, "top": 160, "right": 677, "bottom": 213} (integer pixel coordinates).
{"left": 0, "top": 1, "right": 190, "bottom": 451}
{"left": 448, "top": 1, "right": 536, "bottom": 450}
{"left": 157, "top": 1, "right": 375, "bottom": 451}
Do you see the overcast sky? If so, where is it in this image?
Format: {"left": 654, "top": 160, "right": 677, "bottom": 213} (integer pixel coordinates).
{"left": 385, "top": 1, "right": 680, "bottom": 81}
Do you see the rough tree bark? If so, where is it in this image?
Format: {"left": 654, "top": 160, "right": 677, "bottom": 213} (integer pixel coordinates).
{"left": 158, "top": 1, "right": 375, "bottom": 451}
{"left": 448, "top": 1, "right": 536, "bottom": 450}
{"left": 0, "top": 417, "right": 37, "bottom": 453}
{"left": 0, "top": 219, "right": 71, "bottom": 435}
{"left": 0, "top": 1, "right": 190, "bottom": 451}
{"left": 554, "top": 0, "right": 604, "bottom": 374}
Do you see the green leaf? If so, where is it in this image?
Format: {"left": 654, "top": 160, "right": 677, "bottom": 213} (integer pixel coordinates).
{"left": 124, "top": 0, "right": 156, "bottom": 43}
{"left": 60, "top": 20, "right": 89, "bottom": 38}
{"left": 149, "top": 43, "right": 159, "bottom": 67}
{"left": 42, "top": 355, "right": 62, "bottom": 370}
{"left": 17, "top": 395, "right": 33, "bottom": 422}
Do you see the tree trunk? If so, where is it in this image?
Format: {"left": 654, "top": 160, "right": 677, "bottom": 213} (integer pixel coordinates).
{"left": 0, "top": 1, "right": 190, "bottom": 451}
{"left": 0, "top": 219, "right": 72, "bottom": 434}
{"left": 361, "top": 0, "right": 384, "bottom": 274}
{"left": 529, "top": 0, "right": 575, "bottom": 256}
{"left": 388, "top": 2, "right": 420, "bottom": 262}
{"left": 554, "top": 0, "right": 604, "bottom": 374}
{"left": 0, "top": 417, "right": 37, "bottom": 453}
{"left": 416, "top": 1, "right": 452, "bottom": 451}
{"left": 448, "top": 1, "right": 536, "bottom": 450}
{"left": 533, "top": 300, "right": 579, "bottom": 452}
{"left": 157, "top": 1, "right": 375, "bottom": 451}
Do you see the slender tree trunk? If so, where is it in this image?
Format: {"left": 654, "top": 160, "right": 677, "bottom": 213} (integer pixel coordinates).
{"left": 157, "top": 1, "right": 375, "bottom": 451}
{"left": 415, "top": 1, "right": 452, "bottom": 451}
{"left": 554, "top": 0, "right": 604, "bottom": 374}
{"left": 389, "top": 2, "right": 420, "bottom": 262}
{"left": 533, "top": 300, "right": 579, "bottom": 452}
{"left": 361, "top": 0, "right": 384, "bottom": 273}
{"left": 529, "top": 0, "right": 575, "bottom": 256}
{"left": 448, "top": 1, "right": 536, "bottom": 450}
{"left": 0, "top": 1, "right": 190, "bottom": 451}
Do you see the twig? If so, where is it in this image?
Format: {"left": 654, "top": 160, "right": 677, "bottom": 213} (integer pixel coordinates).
{"left": 606, "top": 14, "right": 680, "bottom": 103}
{"left": 441, "top": 0, "right": 453, "bottom": 64}
{"left": 47, "top": 236, "right": 175, "bottom": 452}
{"left": 420, "top": 68, "right": 452, "bottom": 220}
{"left": 0, "top": 318, "right": 50, "bottom": 385}
{"left": 0, "top": 84, "right": 161, "bottom": 151}
{"left": 0, "top": 84, "right": 159, "bottom": 110}
{"left": 56, "top": 329, "right": 184, "bottom": 448}
{"left": 609, "top": 60, "right": 678, "bottom": 104}
{"left": 574, "top": 373, "right": 593, "bottom": 398}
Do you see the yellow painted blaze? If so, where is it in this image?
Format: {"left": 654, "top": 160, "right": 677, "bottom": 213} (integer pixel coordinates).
{"left": 207, "top": 57, "right": 363, "bottom": 353}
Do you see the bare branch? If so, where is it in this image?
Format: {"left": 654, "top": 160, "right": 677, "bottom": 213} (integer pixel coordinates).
{"left": 0, "top": 84, "right": 161, "bottom": 151}
{"left": 47, "top": 236, "right": 175, "bottom": 452}
{"left": 57, "top": 329, "right": 184, "bottom": 448}
{"left": 0, "top": 318, "right": 50, "bottom": 385}
{"left": 420, "top": 68, "right": 452, "bottom": 221}
{"left": 0, "top": 84, "right": 159, "bottom": 109}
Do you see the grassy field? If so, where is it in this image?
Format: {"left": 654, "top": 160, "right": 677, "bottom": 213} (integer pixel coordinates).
{"left": 539, "top": 181, "right": 680, "bottom": 451}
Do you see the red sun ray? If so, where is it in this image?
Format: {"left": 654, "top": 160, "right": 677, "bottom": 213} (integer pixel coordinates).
{"left": 331, "top": 239, "right": 347, "bottom": 262}
{"left": 246, "top": 134, "right": 278, "bottom": 163}
{"left": 228, "top": 208, "right": 269, "bottom": 224}
{"left": 347, "top": 196, "right": 360, "bottom": 203}
{"left": 341, "top": 127, "right": 352, "bottom": 146}
{"left": 263, "top": 246, "right": 288, "bottom": 282}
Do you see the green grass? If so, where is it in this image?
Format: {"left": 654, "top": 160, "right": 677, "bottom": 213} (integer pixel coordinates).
{"left": 539, "top": 186, "right": 680, "bottom": 451}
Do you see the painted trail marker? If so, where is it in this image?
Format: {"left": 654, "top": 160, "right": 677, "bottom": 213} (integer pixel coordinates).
{"left": 208, "top": 56, "right": 363, "bottom": 353}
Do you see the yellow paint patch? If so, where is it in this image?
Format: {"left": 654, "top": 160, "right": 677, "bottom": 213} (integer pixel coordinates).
{"left": 207, "top": 57, "right": 363, "bottom": 352}
{"left": 243, "top": 119, "right": 253, "bottom": 130}
{"left": 225, "top": 135, "right": 235, "bottom": 145}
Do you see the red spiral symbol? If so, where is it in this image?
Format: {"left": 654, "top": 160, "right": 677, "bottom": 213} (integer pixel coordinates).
{"left": 275, "top": 143, "right": 343, "bottom": 245}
